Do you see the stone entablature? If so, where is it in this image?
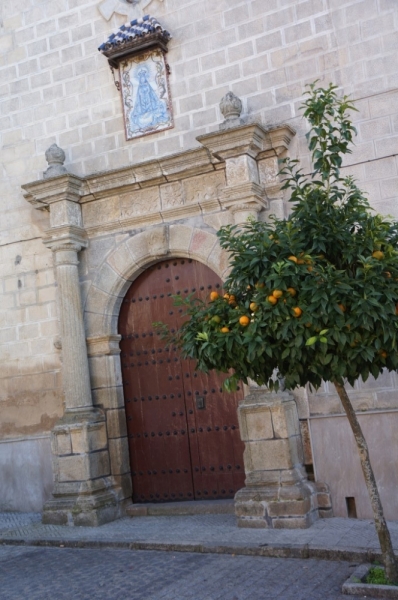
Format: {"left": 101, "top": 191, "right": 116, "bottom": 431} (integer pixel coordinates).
{"left": 23, "top": 123, "right": 295, "bottom": 237}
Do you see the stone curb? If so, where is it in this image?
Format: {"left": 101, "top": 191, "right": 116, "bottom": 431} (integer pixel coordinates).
{"left": 342, "top": 563, "right": 398, "bottom": 598}
{"left": 0, "top": 536, "right": 383, "bottom": 563}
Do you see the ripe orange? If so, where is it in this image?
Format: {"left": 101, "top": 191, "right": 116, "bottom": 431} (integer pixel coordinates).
{"left": 338, "top": 303, "right": 346, "bottom": 313}
{"left": 239, "top": 315, "right": 250, "bottom": 326}
{"left": 379, "top": 350, "right": 388, "bottom": 359}
{"left": 288, "top": 256, "right": 298, "bottom": 263}
{"left": 372, "top": 250, "right": 384, "bottom": 260}
{"left": 223, "top": 293, "right": 230, "bottom": 300}
{"left": 272, "top": 289, "right": 283, "bottom": 298}
{"left": 292, "top": 307, "right": 302, "bottom": 317}
{"left": 268, "top": 295, "right": 278, "bottom": 305}
{"left": 384, "top": 271, "right": 392, "bottom": 278}
{"left": 220, "top": 326, "right": 230, "bottom": 333}
{"left": 249, "top": 302, "right": 258, "bottom": 312}
{"left": 287, "top": 287, "right": 297, "bottom": 297}
{"left": 210, "top": 291, "right": 219, "bottom": 301}
{"left": 307, "top": 266, "right": 313, "bottom": 273}
{"left": 255, "top": 282, "right": 265, "bottom": 289}
{"left": 297, "top": 259, "right": 305, "bottom": 265}
{"left": 395, "top": 303, "right": 398, "bottom": 315}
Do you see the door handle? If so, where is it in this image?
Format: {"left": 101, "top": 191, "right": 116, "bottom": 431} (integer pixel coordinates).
{"left": 196, "top": 396, "right": 205, "bottom": 410}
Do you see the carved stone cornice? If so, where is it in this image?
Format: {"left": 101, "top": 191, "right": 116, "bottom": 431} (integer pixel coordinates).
{"left": 22, "top": 174, "right": 86, "bottom": 210}
{"left": 197, "top": 124, "right": 268, "bottom": 160}
{"left": 258, "top": 125, "right": 296, "bottom": 159}
{"left": 81, "top": 148, "right": 220, "bottom": 201}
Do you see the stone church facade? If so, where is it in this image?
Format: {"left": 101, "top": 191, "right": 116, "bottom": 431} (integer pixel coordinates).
{"left": 1, "top": 0, "right": 398, "bottom": 525}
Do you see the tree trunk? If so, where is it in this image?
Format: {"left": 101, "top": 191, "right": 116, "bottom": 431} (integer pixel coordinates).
{"left": 333, "top": 380, "right": 398, "bottom": 583}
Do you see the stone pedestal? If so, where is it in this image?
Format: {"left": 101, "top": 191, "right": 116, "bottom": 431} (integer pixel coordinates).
{"left": 43, "top": 409, "right": 120, "bottom": 526}
{"left": 235, "top": 389, "right": 332, "bottom": 528}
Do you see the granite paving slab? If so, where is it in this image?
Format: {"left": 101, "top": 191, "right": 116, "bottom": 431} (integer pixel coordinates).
{"left": 0, "top": 512, "right": 397, "bottom": 564}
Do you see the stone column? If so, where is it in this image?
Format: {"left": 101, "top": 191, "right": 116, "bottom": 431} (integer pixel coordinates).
{"left": 50, "top": 239, "right": 92, "bottom": 412}
{"left": 41, "top": 234, "right": 120, "bottom": 526}
{"left": 234, "top": 388, "right": 332, "bottom": 528}
{"left": 22, "top": 149, "right": 120, "bottom": 526}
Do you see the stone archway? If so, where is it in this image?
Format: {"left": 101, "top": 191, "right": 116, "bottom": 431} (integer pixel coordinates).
{"left": 83, "top": 224, "right": 232, "bottom": 511}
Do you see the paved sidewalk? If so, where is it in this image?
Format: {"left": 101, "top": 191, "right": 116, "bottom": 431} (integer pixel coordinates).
{"left": 1, "top": 512, "right": 398, "bottom": 564}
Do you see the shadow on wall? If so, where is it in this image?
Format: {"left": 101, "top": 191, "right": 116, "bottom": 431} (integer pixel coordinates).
{"left": 0, "top": 436, "right": 53, "bottom": 512}
{"left": 310, "top": 411, "right": 398, "bottom": 520}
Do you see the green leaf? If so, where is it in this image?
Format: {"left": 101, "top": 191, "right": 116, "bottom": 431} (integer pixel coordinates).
{"left": 196, "top": 332, "right": 208, "bottom": 341}
{"left": 306, "top": 336, "right": 318, "bottom": 346}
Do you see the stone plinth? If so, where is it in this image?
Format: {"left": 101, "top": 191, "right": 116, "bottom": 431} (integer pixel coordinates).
{"left": 43, "top": 409, "right": 121, "bottom": 526}
{"left": 235, "top": 389, "right": 332, "bottom": 528}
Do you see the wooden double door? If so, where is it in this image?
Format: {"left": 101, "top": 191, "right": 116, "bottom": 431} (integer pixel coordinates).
{"left": 118, "top": 258, "right": 245, "bottom": 503}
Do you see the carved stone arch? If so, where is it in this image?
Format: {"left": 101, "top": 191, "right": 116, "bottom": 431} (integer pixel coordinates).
{"left": 84, "top": 223, "right": 229, "bottom": 341}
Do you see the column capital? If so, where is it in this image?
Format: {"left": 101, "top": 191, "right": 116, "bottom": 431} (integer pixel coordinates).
{"left": 43, "top": 225, "right": 88, "bottom": 256}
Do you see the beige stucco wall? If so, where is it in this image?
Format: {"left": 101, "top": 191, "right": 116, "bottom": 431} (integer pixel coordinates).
{"left": 1, "top": 0, "right": 398, "bottom": 511}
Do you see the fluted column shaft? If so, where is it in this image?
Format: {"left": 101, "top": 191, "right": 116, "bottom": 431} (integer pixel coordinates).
{"left": 53, "top": 243, "right": 92, "bottom": 412}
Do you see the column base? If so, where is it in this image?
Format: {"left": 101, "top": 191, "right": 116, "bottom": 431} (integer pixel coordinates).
{"left": 42, "top": 487, "right": 121, "bottom": 527}
{"left": 43, "top": 407, "right": 124, "bottom": 527}
{"left": 236, "top": 389, "right": 333, "bottom": 529}
{"left": 234, "top": 477, "right": 332, "bottom": 529}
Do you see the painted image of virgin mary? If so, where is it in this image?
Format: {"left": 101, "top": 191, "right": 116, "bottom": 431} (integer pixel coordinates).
{"left": 131, "top": 67, "right": 167, "bottom": 130}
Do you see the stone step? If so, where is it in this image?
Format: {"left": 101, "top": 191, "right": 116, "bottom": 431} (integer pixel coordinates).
{"left": 126, "top": 499, "right": 235, "bottom": 517}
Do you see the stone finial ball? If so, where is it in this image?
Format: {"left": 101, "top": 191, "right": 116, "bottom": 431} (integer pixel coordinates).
{"left": 220, "top": 91, "right": 243, "bottom": 121}
{"left": 45, "top": 143, "right": 66, "bottom": 166}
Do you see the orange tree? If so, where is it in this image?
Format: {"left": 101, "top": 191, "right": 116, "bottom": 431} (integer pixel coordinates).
{"left": 168, "top": 83, "right": 398, "bottom": 581}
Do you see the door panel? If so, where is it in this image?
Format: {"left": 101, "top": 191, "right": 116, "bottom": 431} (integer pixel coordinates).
{"left": 119, "top": 258, "right": 245, "bottom": 503}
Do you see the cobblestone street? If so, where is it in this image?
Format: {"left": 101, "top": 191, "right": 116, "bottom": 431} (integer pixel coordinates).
{"left": 0, "top": 545, "right": 374, "bottom": 600}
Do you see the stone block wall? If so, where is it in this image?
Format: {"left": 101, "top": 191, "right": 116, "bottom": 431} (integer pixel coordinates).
{"left": 1, "top": 0, "right": 398, "bottom": 510}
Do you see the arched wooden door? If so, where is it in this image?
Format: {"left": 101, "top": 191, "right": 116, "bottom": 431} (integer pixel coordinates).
{"left": 118, "top": 258, "right": 245, "bottom": 503}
